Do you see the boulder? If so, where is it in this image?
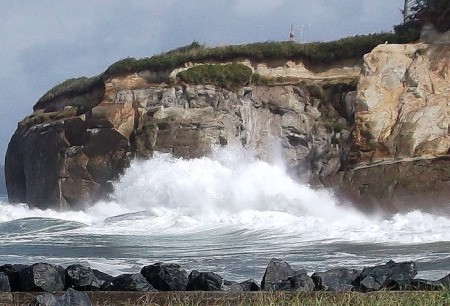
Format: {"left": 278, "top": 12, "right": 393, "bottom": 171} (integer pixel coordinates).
{"left": 439, "top": 273, "right": 450, "bottom": 287}
{"left": 108, "top": 273, "right": 156, "bottom": 292}
{"left": 186, "top": 270, "right": 224, "bottom": 291}
{"left": 280, "top": 269, "right": 315, "bottom": 292}
{"left": 355, "top": 260, "right": 417, "bottom": 292}
{"left": 60, "top": 288, "right": 92, "bottom": 306}
{"left": 29, "top": 293, "right": 60, "bottom": 306}
{"left": 19, "top": 263, "right": 65, "bottom": 292}
{"left": 140, "top": 262, "right": 188, "bottom": 291}
{"left": 312, "top": 268, "right": 361, "bottom": 292}
{"left": 0, "top": 264, "right": 27, "bottom": 291}
{"left": 409, "top": 279, "right": 444, "bottom": 291}
{"left": 222, "top": 280, "right": 245, "bottom": 292}
{"left": 240, "top": 279, "right": 261, "bottom": 291}
{"left": 92, "top": 269, "right": 114, "bottom": 290}
{"left": 65, "top": 264, "right": 101, "bottom": 290}
{"left": 0, "top": 272, "right": 11, "bottom": 292}
{"left": 261, "top": 258, "right": 295, "bottom": 291}
{"left": 29, "top": 288, "right": 92, "bottom": 306}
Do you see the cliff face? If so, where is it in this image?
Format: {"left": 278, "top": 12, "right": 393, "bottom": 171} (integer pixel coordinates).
{"left": 5, "top": 41, "right": 450, "bottom": 212}
{"left": 325, "top": 41, "right": 450, "bottom": 212}
{"left": 0, "top": 165, "right": 5, "bottom": 195}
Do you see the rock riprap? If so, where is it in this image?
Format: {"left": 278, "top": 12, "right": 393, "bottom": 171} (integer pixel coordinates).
{"left": 0, "top": 259, "right": 448, "bottom": 294}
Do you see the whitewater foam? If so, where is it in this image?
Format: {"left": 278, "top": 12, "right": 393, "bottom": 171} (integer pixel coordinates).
{"left": 1, "top": 146, "right": 449, "bottom": 244}
{"left": 0, "top": 146, "right": 449, "bottom": 279}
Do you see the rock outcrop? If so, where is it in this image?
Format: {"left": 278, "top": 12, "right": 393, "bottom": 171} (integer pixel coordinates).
{"left": 5, "top": 59, "right": 356, "bottom": 209}
{"left": 4, "top": 38, "right": 450, "bottom": 212}
{"left": 324, "top": 41, "right": 450, "bottom": 212}
{"left": 0, "top": 165, "right": 5, "bottom": 196}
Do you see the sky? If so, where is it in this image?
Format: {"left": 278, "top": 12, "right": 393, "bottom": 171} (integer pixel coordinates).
{"left": 0, "top": 0, "right": 404, "bottom": 163}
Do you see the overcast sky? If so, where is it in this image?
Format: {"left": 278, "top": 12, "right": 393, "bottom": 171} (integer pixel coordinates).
{"left": 0, "top": 0, "right": 404, "bottom": 162}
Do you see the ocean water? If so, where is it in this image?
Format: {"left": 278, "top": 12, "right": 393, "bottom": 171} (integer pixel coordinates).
{"left": 0, "top": 146, "right": 449, "bottom": 282}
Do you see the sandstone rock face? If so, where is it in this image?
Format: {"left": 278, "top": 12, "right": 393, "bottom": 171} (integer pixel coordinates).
{"left": 353, "top": 43, "right": 449, "bottom": 163}
{"left": 326, "top": 42, "right": 450, "bottom": 212}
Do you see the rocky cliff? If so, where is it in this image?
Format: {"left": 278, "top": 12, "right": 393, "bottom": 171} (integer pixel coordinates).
{"left": 0, "top": 165, "right": 5, "bottom": 195}
{"left": 5, "top": 37, "right": 450, "bottom": 212}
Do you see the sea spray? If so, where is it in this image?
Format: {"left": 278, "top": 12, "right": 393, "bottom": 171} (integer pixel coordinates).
{"left": 0, "top": 146, "right": 449, "bottom": 279}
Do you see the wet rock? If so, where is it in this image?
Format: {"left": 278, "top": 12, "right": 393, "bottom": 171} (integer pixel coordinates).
{"left": 186, "top": 270, "right": 223, "bottom": 291}
{"left": 65, "top": 264, "right": 101, "bottom": 290}
{"left": 19, "top": 263, "right": 65, "bottom": 292}
{"left": 240, "top": 279, "right": 261, "bottom": 291}
{"left": 312, "top": 268, "right": 361, "bottom": 292}
{"left": 141, "top": 262, "right": 188, "bottom": 291}
{"left": 0, "top": 272, "right": 11, "bottom": 292}
{"left": 355, "top": 260, "right": 417, "bottom": 292}
{"left": 439, "top": 273, "right": 450, "bottom": 287}
{"left": 92, "top": 269, "right": 114, "bottom": 290}
{"left": 0, "top": 264, "right": 27, "bottom": 291}
{"left": 29, "top": 288, "right": 92, "bottom": 306}
{"left": 109, "top": 273, "right": 156, "bottom": 292}
{"left": 60, "top": 288, "right": 92, "bottom": 306}
{"left": 281, "top": 269, "right": 315, "bottom": 292}
{"left": 29, "top": 293, "right": 60, "bottom": 306}
{"left": 261, "top": 258, "right": 295, "bottom": 291}
{"left": 409, "top": 279, "right": 444, "bottom": 291}
{"left": 222, "top": 280, "right": 245, "bottom": 292}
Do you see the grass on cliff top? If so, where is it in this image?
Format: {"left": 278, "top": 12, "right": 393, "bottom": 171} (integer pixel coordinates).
{"left": 103, "top": 33, "right": 396, "bottom": 78}
{"left": 37, "top": 32, "right": 396, "bottom": 107}
{"left": 36, "top": 75, "right": 103, "bottom": 109}
{"left": 177, "top": 63, "right": 253, "bottom": 90}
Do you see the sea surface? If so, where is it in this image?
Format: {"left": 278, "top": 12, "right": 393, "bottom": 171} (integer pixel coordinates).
{"left": 0, "top": 147, "right": 449, "bottom": 282}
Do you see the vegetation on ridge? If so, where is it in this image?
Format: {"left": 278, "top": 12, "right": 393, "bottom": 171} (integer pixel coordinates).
{"left": 103, "top": 33, "right": 396, "bottom": 79}
{"left": 36, "top": 32, "right": 396, "bottom": 107}
{"left": 35, "top": 75, "right": 103, "bottom": 110}
{"left": 177, "top": 63, "right": 253, "bottom": 90}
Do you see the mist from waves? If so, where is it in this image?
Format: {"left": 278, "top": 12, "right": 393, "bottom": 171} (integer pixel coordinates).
{"left": 0, "top": 146, "right": 449, "bottom": 280}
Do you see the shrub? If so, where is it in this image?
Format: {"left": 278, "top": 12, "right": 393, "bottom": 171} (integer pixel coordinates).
{"left": 177, "top": 63, "right": 252, "bottom": 90}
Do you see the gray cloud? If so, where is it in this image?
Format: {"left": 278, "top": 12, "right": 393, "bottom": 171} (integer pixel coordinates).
{"left": 0, "top": 0, "right": 403, "bottom": 161}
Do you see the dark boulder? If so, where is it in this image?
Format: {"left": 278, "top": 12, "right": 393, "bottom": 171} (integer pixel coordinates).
{"left": 29, "top": 293, "right": 61, "bottom": 306}
{"left": 92, "top": 269, "right": 114, "bottom": 290}
{"left": 0, "top": 264, "right": 26, "bottom": 291}
{"left": 409, "top": 279, "right": 444, "bottom": 291}
{"left": 355, "top": 260, "right": 417, "bottom": 292}
{"left": 222, "top": 280, "right": 245, "bottom": 292}
{"left": 19, "top": 263, "right": 65, "bottom": 292}
{"left": 29, "top": 288, "right": 92, "bottom": 306}
{"left": 439, "top": 273, "right": 450, "bottom": 287}
{"left": 312, "top": 268, "right": 361, "bottom": 292}
{"left": 60, "top": 288, "right": 92, "bottom": 306}
{"left": 141, "top": 262, "right": 188, "bottom": 291}
{"left": 108, "top": 273, "right": 156, "bottom": 292}
{"left": 240, "top": 279, "right": 261, "bottom": 291}
{"left": 281, "top": 269, "right": 315, "bottom": 292}
{"left": 261, "top": 258, "right": 295, "bottom": 291}
{"left": 65, "top": 264, "right": 101, "bottom": 290}
{"left": 0, "top": 272, "right": 11, "bottom": 292}
{"left": 186, "top": 270, "right": 223, "bottom": 291}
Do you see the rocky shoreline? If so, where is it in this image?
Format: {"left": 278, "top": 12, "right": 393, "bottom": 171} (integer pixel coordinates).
{"left": 0, "top": 259, "right": 448, "bottom": 305}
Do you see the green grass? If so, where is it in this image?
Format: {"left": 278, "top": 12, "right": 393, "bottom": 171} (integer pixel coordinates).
{"left": 38, "top": 32, "right": 397, "bottom": 107}
{"left": 104, "top": 33, "right": 396, "bottom": 79}
{"left": 177, "top": 63, "right": 252, "bottom": 90}
{"left": 35, "top": 75, "right": 103, "bottom": 110}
